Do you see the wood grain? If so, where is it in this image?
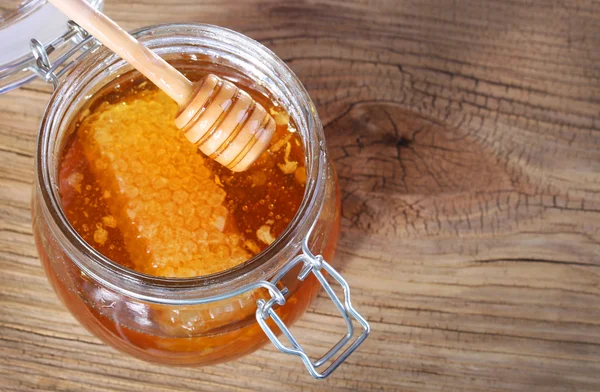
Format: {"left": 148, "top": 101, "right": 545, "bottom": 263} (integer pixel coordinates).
{"left": 2, "top": 0, "right": 600, "bottom": 390}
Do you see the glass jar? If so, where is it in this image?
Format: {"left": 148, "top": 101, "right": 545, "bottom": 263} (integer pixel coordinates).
{"left": 29, "top": 23, "right": 369, "bottom": 378}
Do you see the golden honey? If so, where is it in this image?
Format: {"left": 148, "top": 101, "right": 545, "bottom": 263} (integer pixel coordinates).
{"left": 58, "top": 74, "right": 305, "bottom": 277}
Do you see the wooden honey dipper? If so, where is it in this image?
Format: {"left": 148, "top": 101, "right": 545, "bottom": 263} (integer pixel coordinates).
{"left": 49, "top": 0, "right": 276, "bottom": 172}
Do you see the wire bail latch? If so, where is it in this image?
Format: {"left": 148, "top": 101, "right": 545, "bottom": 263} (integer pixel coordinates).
{"left": 255, "top": 241, "right": 370, "bottom": 379}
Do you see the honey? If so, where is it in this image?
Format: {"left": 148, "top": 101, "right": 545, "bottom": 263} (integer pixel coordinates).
{"left": 58, "top": 71, "right": 306, "bottom": 277}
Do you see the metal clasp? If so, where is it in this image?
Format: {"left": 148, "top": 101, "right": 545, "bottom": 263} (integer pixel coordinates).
{"left": 30, "top": 39, "right": 59, "bottom": 88}
{"left": 29, "top": 21, "right": 92, "bottom": 90}
{"left": 256, "top": 240, "right": 370, "bottom": 379}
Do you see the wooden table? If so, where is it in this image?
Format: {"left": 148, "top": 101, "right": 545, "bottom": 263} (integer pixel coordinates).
{"left": 2, "top": 1, "right": 599, "bottom": 390}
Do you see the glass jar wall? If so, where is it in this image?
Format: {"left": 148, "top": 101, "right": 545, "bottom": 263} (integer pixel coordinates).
{"left": 32, "top": 24, "right": 341, "bottom": 365}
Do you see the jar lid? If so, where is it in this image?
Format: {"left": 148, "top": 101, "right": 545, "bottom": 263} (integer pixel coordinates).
{"left": 0, "top": 0, "right": 103, "bottom": 94}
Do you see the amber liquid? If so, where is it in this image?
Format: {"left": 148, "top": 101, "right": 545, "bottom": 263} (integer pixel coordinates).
{"left": 37, "top": 62, "right": 340, "bottom": 365}
{"left": 59, "top": 66, "right": 306, "bottom": 277}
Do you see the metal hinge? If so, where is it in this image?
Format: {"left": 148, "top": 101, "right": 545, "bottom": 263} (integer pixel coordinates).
{"left": 29, "top": 21, "right": 92, "bottom": 89}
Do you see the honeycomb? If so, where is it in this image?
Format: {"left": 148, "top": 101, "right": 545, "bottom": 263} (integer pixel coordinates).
{"left": 78, "top": 89, "right": 250, "bottom": 277}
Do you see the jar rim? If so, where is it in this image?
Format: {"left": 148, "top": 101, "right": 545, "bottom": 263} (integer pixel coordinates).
{"left": 36, "top": 23, "right": 326, "bottom": 304}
